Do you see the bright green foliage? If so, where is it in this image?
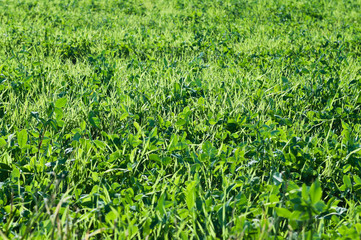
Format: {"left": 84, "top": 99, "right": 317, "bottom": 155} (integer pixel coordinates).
{"left": 16, "top": 129, "right": 27, "bottom": 149}
{"left": 1, "top": 0, "right": 361, "bottom": 239}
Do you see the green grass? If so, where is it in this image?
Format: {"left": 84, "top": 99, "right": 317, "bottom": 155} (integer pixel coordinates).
{"left": 1, "top": 0, "right": 361, "bottom": 239}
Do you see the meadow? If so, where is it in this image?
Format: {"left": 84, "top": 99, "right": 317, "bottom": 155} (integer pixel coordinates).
{"left": 1, "top": 0, "right": 361, "bottom": 239}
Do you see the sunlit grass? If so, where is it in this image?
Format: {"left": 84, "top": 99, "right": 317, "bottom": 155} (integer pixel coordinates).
{"left": 1, "top": 0, "right": 361, "bottom": 239}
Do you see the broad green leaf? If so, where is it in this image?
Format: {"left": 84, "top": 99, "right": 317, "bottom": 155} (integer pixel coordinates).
{"left": 176, "top": 119, "right": 186, "bottom": 126}
{"left": 149, "top": 154, "right": 161, "bottom": 162}
{"left": 11, "top": 167, "right": 20, "bottom": 180}
{"left": 105, "top": 207, "right": 119, "bottom": 223}
{"left": 302, "top": 184, "right": 308, "bottom": 201}
{"left": 343, "top": 175, "right": 352, "bottom": 188}
{"left": 275, "top": 208, "right": 291, "bottom": 218}
{"left": 343, "top": 164, "right": 351, "bottom": 173}
{"left": 57, "top": 119, "right": 65, "bottom": 127}
{"left": 0, "top": 138, "right": 6, "bottom": 148}
{"left": 93, "top": 140, "right": 106, "bottom": 150}
{"left": 162, "top": 156, "right": 172, "bottom": 165}
{"left": 80, "top": 121, "right": 86, "bottom": 131}
{"left": 156, "top": 193, "right": 166, "bottom": 215}
{"left": 354, "top": 175, "right": 361, "bottom": 185}
{"left": 17, "top": 129, "right": 28, "bottom": 149}
{"left": 177, "top": 209, "right": 189, "bottom": 220}
{"left": 119, "top": 112, "right": 129, "bottom": 121}
{"left": 134, "top": 194, "right": 144, "bottom": 201}
{"left": 209, "top": 119, "right": 217, "bottom": 125}
{"left": 92, "top": 172, "right": 99, "bottom": 182}
{"left": 149, "top": 127, "right": 157, "bottom": 138}
{"left": 314, "top": 201, "right": 326, "bottom": 212}
{"left": 89, "top": 115, "right": 101, "bottom": 129}
{"left": 185, "top": 181, "right": 197, "bottom": 210}
{"left": 339, "top": 184, "right": 347, "bottom": 192}
{"left": 134, "top": 121, "right": 141, "bottom": 133}
{"left": 55, "top": 97, "right": 67, "bottom": 108}
{"left": 54, "top": 107, "right": 63, "bottom": 121}
{"left": 198, "top": 97, "right": 205, "bottom": 105}
{"left": 309, "top": 180, "right": 322, "bottom": 204}
{"left": 269, "top": 194, "right": 279, "bottom": 207}
{"left": 109, "top": 151, "right": 121, "bottom": 161}
{"left": 355, "top": 223, "right": 361, "bottom": 234}
{"left": 289, "top": 211, "right": 302, "bottom": 220}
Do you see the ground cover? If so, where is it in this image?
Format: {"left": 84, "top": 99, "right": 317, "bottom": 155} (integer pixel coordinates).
{"left": 1, "top": 0, "right": 361, "bottom": 239}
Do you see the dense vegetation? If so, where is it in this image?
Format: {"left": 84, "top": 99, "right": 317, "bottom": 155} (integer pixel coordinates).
{"left": 1, "top": 0, "right": 361, "bottom": 239}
